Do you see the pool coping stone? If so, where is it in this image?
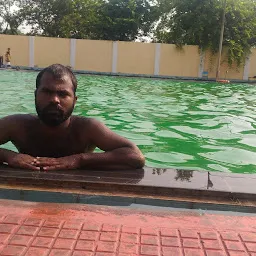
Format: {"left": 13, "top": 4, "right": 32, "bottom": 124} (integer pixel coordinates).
{"left": 0, "top": 165, "right": 255, "bottom": 211}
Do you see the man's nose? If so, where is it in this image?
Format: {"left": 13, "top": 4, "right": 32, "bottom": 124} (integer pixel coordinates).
{"left": 50, "top": 94, "right": 60, "bottom": 104}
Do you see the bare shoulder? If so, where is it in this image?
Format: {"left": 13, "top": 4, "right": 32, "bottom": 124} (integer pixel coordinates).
{"left": 0, "top": 114, "right": 37, "bottom": 133}
{"left": 71, "top": 116, "right": 103, "bottom": 130}
{"left": 0, "top": 114, "right": 36, "bottom": 125}
{"left": 0, "top": 114, "right": 37, "bottom": 143}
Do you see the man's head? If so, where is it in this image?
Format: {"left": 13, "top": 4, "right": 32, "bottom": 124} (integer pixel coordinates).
{"left": 35, "top": 64, "right": 78, "bottom": 127}
{"left": 7, "top": 48, "right": 10, "bottom": 52}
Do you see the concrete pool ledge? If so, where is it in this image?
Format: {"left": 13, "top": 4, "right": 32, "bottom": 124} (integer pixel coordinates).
{"left": 0, "top": 166, "right": 255, "bottom": 211}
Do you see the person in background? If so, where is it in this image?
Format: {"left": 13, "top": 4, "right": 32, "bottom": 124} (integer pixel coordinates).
{"left": 0, "top": 56, "right": 3, "bottom": 68}
{"left": 5, "top": 48, "right": 11, "bottom": 67}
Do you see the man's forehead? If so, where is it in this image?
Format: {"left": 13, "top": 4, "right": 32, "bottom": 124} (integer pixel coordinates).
{"left": 40, "top": 72, "right": 73, "bottom": 90}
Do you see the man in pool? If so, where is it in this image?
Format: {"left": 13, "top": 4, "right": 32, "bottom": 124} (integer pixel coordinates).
{"left": 0, "top": 64, "right": 145, "bottom": 171}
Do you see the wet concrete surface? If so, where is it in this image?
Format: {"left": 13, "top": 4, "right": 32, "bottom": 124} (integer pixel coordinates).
{"left": 0, "top": 166, "right": 255, "bottom": 213}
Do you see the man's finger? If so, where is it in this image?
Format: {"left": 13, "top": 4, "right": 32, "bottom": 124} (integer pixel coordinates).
{"left": 21, "top": 163, "right": 40, "bottom": 171}
{"left": 36, "top": 157, "right": 55, "bottom": 161}
{"left": 31, "top": 158, "right": 38, "bottom": 165}
{"left": 33, "top": 157, "right": 54, "bottom": 162}
{"left": 34, "top": 160, "right": 60, "bottom": 167}
{"left": 43, "top": 165, "right": 64, "bottom": 171}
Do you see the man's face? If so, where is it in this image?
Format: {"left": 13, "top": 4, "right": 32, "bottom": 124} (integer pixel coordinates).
{"left": 35, "top": 72, "right": 77, "bottom": 127}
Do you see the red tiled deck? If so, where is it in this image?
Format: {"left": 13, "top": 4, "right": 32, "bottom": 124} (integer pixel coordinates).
{"left": 0, "top": 200, "right": 255, "bottom": 255}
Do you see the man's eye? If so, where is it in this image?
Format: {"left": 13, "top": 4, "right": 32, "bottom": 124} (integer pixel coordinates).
{"left": 43, "top": 90, "right": 51, "bottom": 94}
{"left": 58, "top": 92, "right": 69, "bottom": 97}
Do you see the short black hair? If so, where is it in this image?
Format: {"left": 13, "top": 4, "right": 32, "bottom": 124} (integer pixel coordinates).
{"left": 36, "top": 64, "right": 77, "bottom": 93}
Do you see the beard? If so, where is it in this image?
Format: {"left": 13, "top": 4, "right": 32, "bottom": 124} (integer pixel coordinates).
{"left": 35, "top": 101, "right": 75, "bottom": 127}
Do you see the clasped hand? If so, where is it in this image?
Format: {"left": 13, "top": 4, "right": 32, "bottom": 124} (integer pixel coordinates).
{"left": 7, "top": 153, "right": 81, "bottom": 171}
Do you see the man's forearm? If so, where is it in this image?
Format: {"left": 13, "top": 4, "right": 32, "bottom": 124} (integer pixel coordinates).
{"left": 78, "top": 147, "right": 145, "bottom": 170}
{"left": 0, "top": 148, "right": 18, "bottom": 164}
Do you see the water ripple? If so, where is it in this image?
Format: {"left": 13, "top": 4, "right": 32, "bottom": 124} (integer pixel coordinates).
{"left": 0, "top": 70, "right": 255, "bottom": 173}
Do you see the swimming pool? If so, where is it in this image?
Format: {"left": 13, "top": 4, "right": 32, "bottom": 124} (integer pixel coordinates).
{"left": 0, "top": 70, "right": 255, "bottom": 174}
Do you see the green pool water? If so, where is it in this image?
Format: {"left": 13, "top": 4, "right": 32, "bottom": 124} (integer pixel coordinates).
{"left": 0, "top": 70, "right": 255, "bottom": 173}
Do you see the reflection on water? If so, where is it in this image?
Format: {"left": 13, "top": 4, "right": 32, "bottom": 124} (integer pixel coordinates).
{"left": 175, "top": 170, "right": 194, "bottom": 182}
{"left": 151, "top": 168, "right": 214, "bottom": 190}
{"left": 152, "top": 168, "right": 167, "bottom": 175}
{"left": 207, "top": 172, "right": 213, "bottom": 189}
{"left": 152, "top": 168, "right": 195, "bottom": 183}
{"left": 0, "top": 70, "right": 255, "bottom": 173}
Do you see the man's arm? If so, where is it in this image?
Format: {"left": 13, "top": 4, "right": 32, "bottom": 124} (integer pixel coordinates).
{"left": 0, "top": 116, "right": 17, "bottom": 164}
{"left": 80, "top": 118, "right": 145, "bottom": 169}
{"left": 0, "top": 115, "right": 39, "bottom": 170}
{"left": 37, "top": 119, "right": 145, "bottom": 171}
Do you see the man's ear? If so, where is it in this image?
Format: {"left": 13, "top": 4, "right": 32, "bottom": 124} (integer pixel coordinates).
{"left": 75, "top": 96, "right": 78, "bottom": 104}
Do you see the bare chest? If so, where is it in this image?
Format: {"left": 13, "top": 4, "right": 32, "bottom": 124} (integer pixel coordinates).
{"left": 13, "top": 130, "right": 90, "bottom": 157}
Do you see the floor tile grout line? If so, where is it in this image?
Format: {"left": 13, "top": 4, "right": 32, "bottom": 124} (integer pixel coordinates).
{"left": 0, "top": 215, "right": 7, "bottom": 224}
{"left": 92, "top": 223, "right": 103, "bottom": 256}
{"left": 0, "top": 216, "right": 26, "bottom": 254}
{"left": 197, "top": 232, "right": 207, "bottom": 256}
{"left": 215, "top": 238, "right": 240, "bottom": 242}
{"left": 202, "top": 248, "right": 227, "bottom": 252}
{"left": 45, "top": 220, "right": 66, "bottom": 256}
{"left": 177, "top": 229, "right": 185, "bottom": 256}
{"left": 217, "top": 232, "right": 230, "bottom": 256}
{"left": 115, "top": 224, "right": 122, "bottom": 255}
{"left": 138, "top": 227, "right": 142, "bottom": 256}
{"left": 237, "top": 233, "right": 251, "bottom": 255}
{"left": 0, "top": 213, "right": 255, "bottom": 256}
{"left": 67, "top": 221, "right": 84, "bottom": 256}
{"left": 158, "top": 229, "right": 163, "bottom": 256}
{"left": 20, "top": 218, "right": 47, "bottom": 256}
{"left": 155, "top": 226, "right": 255, "bottom": 234}
{"left": 22, "top": 218, "right": 44, "bottom": 227}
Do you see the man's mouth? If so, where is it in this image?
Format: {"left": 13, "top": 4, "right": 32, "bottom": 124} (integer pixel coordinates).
{"left": 47, "top": 110, "right": 60, "bottom": 114}
{"left": 44, "top": 106, "right": 63, "bottom": 114}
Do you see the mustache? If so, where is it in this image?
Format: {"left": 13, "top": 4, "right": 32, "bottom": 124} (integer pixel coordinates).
{"left": 43, "top": 104, "right": 64, "bottom": 112}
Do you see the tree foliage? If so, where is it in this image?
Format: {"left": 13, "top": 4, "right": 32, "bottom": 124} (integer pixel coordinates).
{"left": 1, "top": 0, "right": 256, "bottom": 66}
{"left": 94, "top": 0, "right": 158, "bottom": 41}
{"left": 19, "top": 0, "right": 157, "bottom": 41}
{"left": 155, "top": 0, "right": 256, "bottom": 66}
{"left": 20, "top": 0, "right": 73, "bottom": 37}
{"left": 59, "top": 0, "right": 103, "bottom": 39}
{"left": 0, "top": 0, "right": 24, "bottom": 34}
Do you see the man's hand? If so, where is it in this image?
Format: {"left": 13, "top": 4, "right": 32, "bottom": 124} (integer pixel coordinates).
{"left": 33, "top": 155, "right": 81, "bottom": 171}
{"left": 7, "top": 153, "right": 40, "bottom": 171}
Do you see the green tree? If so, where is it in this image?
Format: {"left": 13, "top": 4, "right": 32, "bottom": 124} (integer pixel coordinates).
{"left": 21, "top": 0, "right": 158, "bottom": 41}
{"left": 155, "top": 0, "right": 256, "bottom": 66}
{"left": 0, "top": 0, "right": 24, "bottom": 34}
{"left": 94, "top": 0, "right": 158, "bottom": 41}
{"left": 58, "top": 0, "right": 103, "bottom": 39}
{"left": 59, "top": 0, "right": 158, "bottom": 41}
{"left": 224, "top": 0, "right": 256, "bottom": 65}
{"left": 20, "top": 0, "right": 73, "bottom": 37}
